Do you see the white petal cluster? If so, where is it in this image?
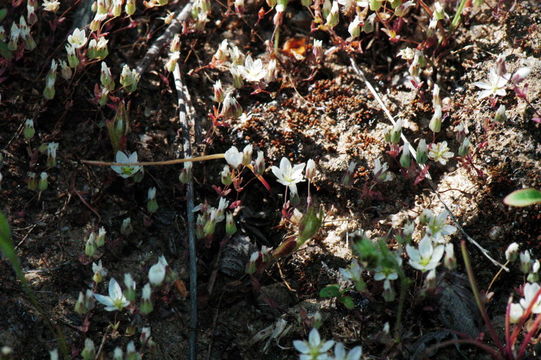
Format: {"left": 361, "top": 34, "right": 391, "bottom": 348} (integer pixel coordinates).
{"left": 406, "top": 236, "right": 444, "bottom": 272}
{"left": 271, "top": 157, "right": 305, "bottom": 196}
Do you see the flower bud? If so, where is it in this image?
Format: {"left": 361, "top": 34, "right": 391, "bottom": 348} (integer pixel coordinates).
{"left": 85, "top": 235, "right": 97, "bottom": 257}
{"left": 348, "top": 16, "right": 361, "bottom": 39}
{"left": 382, "top": 279, "right": 395, "bottom": 302}
{"left": 38, "top": 172, "right": 48, "bottom": 191}
{"left": 179, "top": 161, "right": 193, "bottom": 184}
{"left": 520, "top": 250, "right": 531, "bottom": 274}
{"left": 494, "top": 105, "right": 507, "bottom": 123}
{"left": 245, "top": 251, "right": 259, "bottom": 274}
{"left": 312, "top": 40, "right": 323, "bottom": 61}
{"left": 225, "top": 212, "right": 237, "bottom": 236}
{"left": 458, "top": 137, "right": 470, "bottom": 157}
{"left": 424, "top": 269, "right": 437, "bottom": 290}
{"left": 100, "top": 62, "right": 115, "bottom": 91}
{"left": 505, "top": 242, "right": 519, "bottom": 262}
{"left": 147, "top": 187, "right": 159, "bottom": 214}
{"left": 444, "top": 243, "right": 456, "bottom": 270}
{"left": 230, "top": 65, "right": 244, "bottom": 89}
{"left": 148, "top": 259, "right": 166, "bottom": 286}
{"left": 121, "top": 217, "right": 133, "bottom": 236}
{"left": 113, "top": 347, "right": 123, "bottom": 360}
{"left": 140, "top": 283, "right": 153, "bottom": 314}
{"left": 305, "top": 159, "right": 316, "bottom": 181}
{"left": 23, "top": 119, "right": 35, "bottom": 140}
{"left": 74, "top": 292, "right": 87, "bottom": 314}
{"left": 220, "top": 165, "right": 232, "bottom": 186}
{"left": 242, "top": 144, "right": 253, "bottom": 165}
{"left": 65, "top": 44, "right": 79, "bottom": 68}
{"left": 429, "top": 105, "right": 442, "bottom": 133}
{"left": 124, "top": 273, "right": 137, "bottom": 302}
{"left": 213, "top": 80, "right": 224, "bottom": 103}
{"left": 416, "top": 139, "right": 428, "bottom": 165}
{"left": 81, "top": 339, "right": 96, "bottom": 360}
{"left": 511, "top": 67, "right": 531, "bottom": 84}
{"left": 509, "top": 303, "right": 523, "bottom": 324}
{"left": 297, "top": 207, "right": 323, "bottom": 245}
{"left": 253, "top": 151, "right": 265, "bottom": 175}
{"left": 325, "top": 1, "right": 339, "bottom": 28}
{"left": 369, "top": 0, "right": 383, "bottom": 11}
{"left": 399, "top": 145, "right": 411, "bottom": 168}
{"left": 387, "top": 120, "right": 402, "bottom": 144}
{"left": 125, "top": 0, "right": 136, "bottom": 15}
{"left": 96, "top": 227, "right": 106, "bottom": 247}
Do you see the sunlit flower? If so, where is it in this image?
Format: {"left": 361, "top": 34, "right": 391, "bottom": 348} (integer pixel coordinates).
{"left": 94, "top": 278, "right": 130, "bottom": 311}
{"left": 473, "top": 68, "right": 508, "bottom": 99}
{"left": 148, "top": 256, "right": 168, "bottom": 286}
{"left": 293, "top": 328, "right": 335, "bottom": 360}
{"left": 406, "top": 236, "right": 444, "bottom": 272}
{"left": 241, "top": 55, "right": 266, "bottom": 82}
{"left": 224, "top": 146, "right": 243, "bottom": 169}
{"left": 520, "top": 282, "right": 541, "bottom": 313}
{"left": 509, "top": 303, "right": 523, "bottom": 323}
{"left": 67, "top": 28, "right": 87, "bottom": 49}
{"left": 332, "top": 342, "right": 362, "bottom": 360}
{"left": 42, "top": 0, "right": 60, "bottom": 12}
{"left": 111, "top": 151, "right": 142, "bottom": 178}
{"left": 428, "top": 141, "right": 454, "bottom": 165}
{"left": 271, "top": 157, "right": 305, "bottom": 196}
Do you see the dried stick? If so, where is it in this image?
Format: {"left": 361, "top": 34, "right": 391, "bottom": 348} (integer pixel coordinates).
{"left": 350, "top": 58, "right": 508, "bottom": 271}
{"left": 135, "top": 1, "right": 193, "bottom": 75}
{"left": 81, "top": 153, "right": 224, "bottom": 167}
{"left": 172, "top": 62, "right": 198, "bottom": 360}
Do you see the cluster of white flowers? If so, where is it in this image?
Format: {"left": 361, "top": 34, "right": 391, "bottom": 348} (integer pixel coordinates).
{"left": 294, "top": 328, "right": 362, "bottom": 360}
{"left": 406, "top": 210, "right": 457, "bottom": 284}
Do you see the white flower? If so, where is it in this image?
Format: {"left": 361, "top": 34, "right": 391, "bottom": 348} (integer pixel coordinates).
{"left": 373, "top": 158, "right": 393, "bottom": 182}
{"left": 425, "top": 210, "right": 456, "bottom": 243}
{"left": 67, "top": 28, "right": 87, "bottom": 49}
{"left": 509, "top": 303, "right": 523, "bottom": 323}
{"left": 473, "top": 68, "right": 508, "bottom": 99}
{"left": 43, "top": 0, "right": 60, "bottom": 12}
{"left": 148, "top": 257, "right": 167, "bottom": 286}
{"left": 339, "top": 259, "right": 363, "bottom": 283}
{"left": 92, "top": 260, "right": 108, "bottom": 280}
{"left": 520, "top": 282, "right": 541, "bottom": 313}
{"left": 147, "top": 187, "right": 156, "bottom": 200}
{"left": 406, "top": 236, "right": 444, "bottom": 272}
{"left": 224, "top": 146, "right": 243, "bottom": 169}
{"left": 428, "top": 141, "right": 454, "bottom": 165}
{"left": 305, "top": 159, "right": 316, "bottom": 181}
{"left": 242, "top": 144, "right": 253, "bottom": 165}
{"left": 94, "top": 278, "right": 130, "bottom": 311}
{"left": 240, "top": 55, "right": 266, "bottom": 82}
{"left": 142, "top": 283, "right": 152, "bottom": 301}
{"left": 332, "top": 342, "right": 362, "bottom": 360}
{"left": 271, "top": 157, "right": 305, "bottom": 196}
{"left": 111, "top": 151, "right": 142, "bottom": 178}
{"left": 505, "top": 242, "right": 519, "bottom": 262}
{"left": 293, "top": 328, "right": 335, "bottom": 360}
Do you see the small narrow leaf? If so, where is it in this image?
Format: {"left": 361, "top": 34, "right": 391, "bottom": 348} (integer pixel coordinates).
{"left": 504, "top": 189, "right": 541, "bottom": 207}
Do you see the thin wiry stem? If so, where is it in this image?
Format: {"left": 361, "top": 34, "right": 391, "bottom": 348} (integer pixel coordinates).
{"left": 173, "top": 62, "right": 198, "bottom": 360}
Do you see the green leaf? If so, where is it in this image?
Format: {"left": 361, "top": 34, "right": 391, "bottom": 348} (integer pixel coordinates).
{"left": 340, "top": 296, "right": 355, "bottom": 310}
{"left": 0, "top": 41, "right": 13, "bottom": 60}
{"left": 319, "top": 284, "right": 341, "bottom": 298}
{"left": 0, "top": 8, "right": 7, "bottom": 23}
{"left": 504, "top": 189, "right": 541, "bottom": 207}
{"left": 0, "top": 212, "right": 23, "bottom": 281}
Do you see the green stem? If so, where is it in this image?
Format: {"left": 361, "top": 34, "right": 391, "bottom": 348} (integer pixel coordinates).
{"left": 394, "top": 273, "right": 410, "bottom": 339}
{"left": 451, "top": 0, "right": 469, "bottom": 29}
{"left": 460, "top": 240, "right": 503, "bottom": 351}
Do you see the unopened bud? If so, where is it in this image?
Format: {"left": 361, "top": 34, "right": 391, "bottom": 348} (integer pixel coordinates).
{"left": 505, "top": 242, "right": 519, "bottom": 262}
{"left": 297, "top": 207, "right": 323, "bottom": 245}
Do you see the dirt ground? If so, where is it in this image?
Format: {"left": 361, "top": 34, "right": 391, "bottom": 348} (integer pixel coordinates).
{"left": 0, "top": 0, "right": 540, "bottom": 359}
